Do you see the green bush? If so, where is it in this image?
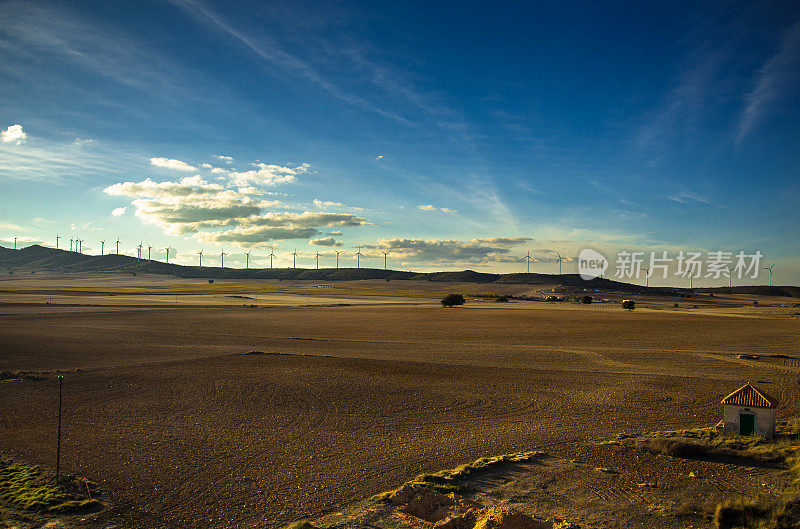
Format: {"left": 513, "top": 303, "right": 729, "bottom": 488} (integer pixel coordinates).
{"left": 621, "top": 299, "right": 635, "bottom": 310}
{"left": 580, "top": 295, "right": 592, "bottom": 304}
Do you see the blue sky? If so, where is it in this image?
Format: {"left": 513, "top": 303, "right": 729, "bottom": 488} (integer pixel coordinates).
{"left": 1, "top": 0, "right": 798, "bottom": 285}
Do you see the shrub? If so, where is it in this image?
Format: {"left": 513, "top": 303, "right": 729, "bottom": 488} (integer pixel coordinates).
{"left": 674, "top": 303, "right": 679, "bottom": 308}
{"left": 648, "top": 438, "right": 709, "bottom": 458}
{"left": 495, "top": 296, "right": 509, "bottom": 303}
{"left": 580, "top": 295, "right": 592, "bottom": 304}
{"left": 753, "top": 300, "right": 758, "bottom": 306}
{"left": 621, "top": 299, "right": 635, "bottom": 310}
{"left": 208, "top": 279, "right": 214, "bottom": 284}
{"left": 441, "top": 293, "right": 465, "bottom": 307}
{"left": 714, "top": 500, "right": 768, "bottom": 529}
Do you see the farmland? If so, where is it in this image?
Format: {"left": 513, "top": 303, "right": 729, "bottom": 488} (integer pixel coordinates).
{"left": 1, "top": 277, "right": 799, "bottom": 527}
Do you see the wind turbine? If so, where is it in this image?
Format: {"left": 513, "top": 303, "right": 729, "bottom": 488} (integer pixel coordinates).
{"left": 100, "top": 240, "right": 105, "bottom": 256}
{"left": 727, "top": 267, "right": 732, "bottom": 288}
{"left": 137, "top": 242, "right": 143, "bottom": 261}
{"left": 382, "top": 250, "right": 389, "bottom": 270}
{"left": 524, "top": 250, "right": 533, "bottom": 273}
{"left": 642, "top": 268, "right": 649, "bottom": 288}
{"left": 292, "top": 249, "right": 298, "bottom": 269}
{"left": 555, "top": 251, "right": 563, "bottom": 275}
{"left": 164, "top": 246, "right": 172, "bottom": 264}
{"left": 75, "top": 239, "right": 81, "bottom": 254}
{"left": 115, "top": 239, "right": 120, "bottom": 255}
{"left": 199, "top": 250, "right": 203, "bottom": 267}
{"left": 356, "top": 246, "right": 364, "bottom": 269}
{"left": 221, "top": 249, "right": 226, "bottom": 268}
{"left": 335, "top": 250, "right": 341, "bottom": 269}
{"left": 56, "top": 234, "right": 60, "bottom": 250}
{"left": 764, "top": 265, "right": 774, "bottom": 286}
{"left": 69, "top": 238, "right": 73, "bottom": 252}
{"left": 315, "top": 250, "right": 319, "bottom": 269}
{"left": 14, "top": 237, "right": 17, "bottom": 250}
{"left": 245, "top": 250, "right": 251, "bottom": 269}
{"left": 268, "top": 247, "right": 275, "bottom": 269}
{"left": 147, "top": 245, "right": 152, "bottom": 261}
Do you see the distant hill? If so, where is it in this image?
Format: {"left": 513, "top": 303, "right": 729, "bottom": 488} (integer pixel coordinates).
{"left": 0, "top": 245, "right": 796, "bottom": 297}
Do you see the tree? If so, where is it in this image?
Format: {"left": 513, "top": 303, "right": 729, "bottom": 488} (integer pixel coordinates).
{"left": 580, "top": 295, "right": 592, "bottom": 304}
{"left": 621, "top": 299, "right": 635, "bottom": 311}
{"left": 441, "top": 293, "right": 465, "bottom": 307}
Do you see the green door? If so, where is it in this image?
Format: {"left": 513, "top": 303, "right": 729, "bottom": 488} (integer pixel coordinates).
{"left": 740, "top": 413, "right": 755, "bottom": 435}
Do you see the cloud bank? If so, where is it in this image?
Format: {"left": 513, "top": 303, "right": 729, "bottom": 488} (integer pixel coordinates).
{"left": 105, "top": 159, "right": 367, "bottom": 246}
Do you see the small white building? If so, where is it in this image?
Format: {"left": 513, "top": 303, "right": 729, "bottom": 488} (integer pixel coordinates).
{"left": 719, "top": 383, "right": 776, "bottom": 438}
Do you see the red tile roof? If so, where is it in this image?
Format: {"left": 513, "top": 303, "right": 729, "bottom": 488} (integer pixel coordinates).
{"left": 721, "top": 383, "right": 777, "bottom": 408}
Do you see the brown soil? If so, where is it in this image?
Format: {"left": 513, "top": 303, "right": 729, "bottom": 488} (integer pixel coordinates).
{"left": 1, "top": 302, "right": 798, "bottom": 527}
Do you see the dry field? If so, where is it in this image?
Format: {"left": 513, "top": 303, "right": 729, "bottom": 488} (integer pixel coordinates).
{"left": 1, "top": 285, "right": 799, "bottom": 527}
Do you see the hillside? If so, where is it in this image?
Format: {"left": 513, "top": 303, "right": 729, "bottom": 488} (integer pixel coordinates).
{"left": 1, "top": 245, "right": 796, "bottom": 297}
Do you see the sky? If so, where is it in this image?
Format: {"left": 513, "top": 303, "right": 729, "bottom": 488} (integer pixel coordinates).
{"left": 1, "top": 0, "right": 799, "bottom": 286}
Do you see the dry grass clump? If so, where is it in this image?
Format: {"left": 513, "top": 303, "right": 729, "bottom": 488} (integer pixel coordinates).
{"left": 371, "top": 451, "right": 543, "bottom": 502}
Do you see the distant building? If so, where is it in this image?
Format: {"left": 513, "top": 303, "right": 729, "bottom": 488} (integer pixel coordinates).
{"left": 718, "top": 383, "right": 776, "bottom": 438}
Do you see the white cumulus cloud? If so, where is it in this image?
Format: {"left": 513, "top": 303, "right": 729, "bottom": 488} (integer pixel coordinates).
{"left": 111, "top": 207, "right": 127, "bottom": 217}
{"left": 1, "top": 124, "right": 27, "bottom": 144}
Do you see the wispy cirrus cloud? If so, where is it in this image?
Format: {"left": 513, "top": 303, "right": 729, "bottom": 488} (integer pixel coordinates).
{"left": 150, "top": 157, "right": 196, "bottom": 171}
{"left": 737, "top": 22, "right": 800, "bottom": 144}
{"left": 667, "top": 192, "right": 721, "bottom": 206}
{"left": 167, "top": 0, "right": 413, "bottom": 126}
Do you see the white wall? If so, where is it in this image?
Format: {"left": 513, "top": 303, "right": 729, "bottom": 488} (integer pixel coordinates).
{"left": 723, "top": 404, "right": 775, "bottom": 437}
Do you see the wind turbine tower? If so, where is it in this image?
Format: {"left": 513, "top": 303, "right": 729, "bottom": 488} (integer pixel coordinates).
{"left": 643, "top": 268, "right": 649, "bottom": 288}
{"left": 555, "top": 251, "right": 563, "bottom": 275}
{"left": 221, "top": 249, "right": 226, "bottom": 268}
{"left": 292, "top": 249, "right": 298, "bottom": 269}
{"left": 356, "top": 246, "right": 364, "bottom": 269}
{"left": 524, "top": 250, "right": 533, "bottom": 274}
{"left": 56, "top": 234, "right": 60, "bottom": 250}
{"left": 69, "top": 238, "right": 73, "bottom": 252}
{"left": 147, "top": 245, "right": 152, "bottom": 261}
{"left": 199, "top": 250, "right": 203, "bottom": 267}
{"left": 115, "top": 239, "right": 120, "bottom": 255}
{"left": 164, "top": 246, "right": 172, "bottom": 264}
{"left": 269, "top": 247, "right": 275, "bottom": 268}
{"left": 382, "top": 250, "right": 389, "bottom": 270}
{"left": 335, "top": 250, "right": 341, "bottom": 269}
{"left": 764, "top": 265, "right": 774, "bottom": 287}
{"left": 14, "top": 237, "right": 17, "bottom": 250}
{"left": 100, "top": 240, "right": 105, "bottom": 256}
{"left": 245, "top": 250, "right": 251, "bottom": 269}
{"left": 315, "top": 250, "right": 319, "bottom": 269}
{"left": 137, "top": 242, "right": 143, "bottom": 261}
